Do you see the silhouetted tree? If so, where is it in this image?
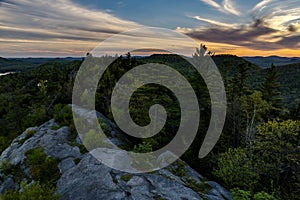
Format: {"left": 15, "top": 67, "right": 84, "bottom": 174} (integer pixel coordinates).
{"left": 259, "top": 63, "right": 283, "bottom": 118}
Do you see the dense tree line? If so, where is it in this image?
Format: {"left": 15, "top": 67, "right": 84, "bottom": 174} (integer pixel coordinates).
{"left": 0, "top": 50, "right": 299, "bottom": 199}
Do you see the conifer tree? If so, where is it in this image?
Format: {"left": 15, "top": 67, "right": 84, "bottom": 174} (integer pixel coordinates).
{"left": 259, "top": 63, "right": 283, "bottom": 117}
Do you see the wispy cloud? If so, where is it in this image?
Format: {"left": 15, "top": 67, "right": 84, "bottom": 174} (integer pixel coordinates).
{"left": 223, "top": 0, "right": 240, "bottom": 16}
{"left": 192, "top": 16, "right": 239, "bottom": 28}
{"left": 251, "top": 0, "right": 273, "bottom": 13}
{"left": 179, "top": 0, "right": 300, "bottom": 53}
{"left": 200, "top": 0, "right": 222, "bottom": 9}
{"left": 250, "top": 0, "right": 300, "bottom": 32}
{"left": 200, "top": 0, "right": 240, "bottom": 16}
{"left": 177, "top": 17, "right": 300, "bottom": 51}
{"left": 0, "top": 0, "right": 141, "bottom": 57}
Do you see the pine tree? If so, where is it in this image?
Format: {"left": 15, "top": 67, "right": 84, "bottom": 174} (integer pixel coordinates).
{"left": 224, "top": 62, "right": 251, "bottom": 147}
{"left": 230, "top": 63, "right": 250, "bottom": 98}
{"left": 259, "top": 63, "right": 283, "bottom": 117}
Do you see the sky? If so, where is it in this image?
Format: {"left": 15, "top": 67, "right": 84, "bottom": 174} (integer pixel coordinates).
{"left": 0, "top": 0, "right": 300, "bottom": 57}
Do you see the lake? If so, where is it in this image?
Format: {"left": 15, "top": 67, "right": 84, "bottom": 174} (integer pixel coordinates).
{"left": 0, "top": 72, "right": 14, "bottom": 76}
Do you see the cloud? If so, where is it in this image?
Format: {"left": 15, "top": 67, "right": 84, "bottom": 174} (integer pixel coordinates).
{"left": 251, "top": 0, "right": 273, "bottom": 13}
{"left": 251, "top": 0, "right": 300, "bottom": 27}
{"left": 223, "top": 0, "right": 240, "bottom": 16}
{"left": 177, "top": 17, "right": 300, "bottom": 51}
{"left": 200, "top": 0, "right": 221, "bottom": 9}
{"left": 288, "top": 22, "right": 300, "bottom": 32}
{"left": 179, "top": 0, "right": 300, "bottom": 52}
{"left": 192, "top": 16, "right": 239, "bottom": 28}
{"left": 200, "top": 0, "right": 240, "bottom": 16}
{"left": 0, "top": 0, "right": 141, "bottom": 56}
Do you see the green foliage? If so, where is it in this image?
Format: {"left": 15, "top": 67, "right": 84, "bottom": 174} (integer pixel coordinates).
{"left": 98, "top": 118, "right": 111, "bottom": 137}
{"left": 1, "top": 181, "right": 60, "bottom": 200}
{"left": 0, "top": 136, "right": 10, "bottom": 153}
{"left": 184, "top": 178, "right": 212, "bottom": 194}
{"left": 253, "top": 191, "right": 277, "bottom": 200}
{"left": 25, "top": 129, "right": 36, "bottom": 139}
{"left": 0, "top": 59, "right": 80, "bottom": 135}
{"left": 25, "top": 147, "right": 60, "bottom": 185}
{"left": 230, "top": 62, "right": 250, "bottom": 98}
{"left": 241, "top": 91, "right": 270, "bottom": 146}
{"left": 230, "top": 188, "right": 251, "bottom": 200}
{"left": 224, "top": 62, "right": 251, "bottom": 148}
{"left": 120, "top": 174, "right": 133, "bottom": 182}
{"left": 130, "top": 141, "right": 157, "bottom": 170}
{"left": 0, "top": 161, "right": 25, "bottom": 183}
{"left": 37, "top": 80, "right": 48, "bottom": 95}
{"left": 230, "top": 188, "right": 278, "bottom": 200}
{"left": 0, "top": 53, "right": 299, "bottom": 199}
{"left": 241, "top": 91, "right": 270, "bottom": 122}
{"left": 22, "top": 105, "right": 49, "bottom": 130}
{"left": 133, "top": 141, "right": 152, "bottom": 153}
{"left": 287, "top": 101, "right": 300, "bottom": 120}
{"left": 167, "top": 160, "right": 188, "bottom": 178}
{"left": 53, "top": 104, "right": 77, "bottom": 142}
{"left": 19, "top": 129, "right": 37, "bottom": 144}
{"left": 0, "top": 160, "right": 15, "bottom": 176}
{"left": 50, "top": 125, "right": 61, "bottom": 130}
{"left": 53, "top": 104, "right": 73, "bottom": 126}
{"left": 259, "top": 64, "right": 283, "bottom": 117}
{"left": 254, "top": 119, "right": 300, "bottom": 198}
{"left": 275, "top": 63, "right": 300, "bottom": 108}
{"left": 213, "top": 148, "right": 258, "bottom": 191}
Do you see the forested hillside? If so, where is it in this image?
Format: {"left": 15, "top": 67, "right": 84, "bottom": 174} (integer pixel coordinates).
{"left": 243, "top": 56, "right": 300, "bottom": 68}
{"left": 0, "top": 54, "right": 299, "bottom": 199}
{"left": 0, "top": 57, "right": 82, "bottom": 73}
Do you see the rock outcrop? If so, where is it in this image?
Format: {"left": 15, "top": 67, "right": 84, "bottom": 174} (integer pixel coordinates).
{"left": 0, "top": 108, "right": 232, "bottom": 200}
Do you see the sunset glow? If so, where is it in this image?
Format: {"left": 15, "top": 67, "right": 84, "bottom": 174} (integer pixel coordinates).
{"left": 0, "top": 0, "right": 299, "bottom": 57}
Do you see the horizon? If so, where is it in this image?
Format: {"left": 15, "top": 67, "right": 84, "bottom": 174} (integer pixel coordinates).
{"left": 1, "top": 0, "right": 300, "bottom": 57}
{"left": 1, "top": 54, "right": 300, "bottom": 59}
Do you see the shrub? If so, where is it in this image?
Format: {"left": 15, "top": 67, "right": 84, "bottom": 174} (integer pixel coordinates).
{"left": 53, "top": 104, "right": 78, "bottom": 144}
{"left": 213, "top": 148, "right": 259, "bottom": 191}
{"left": 25, "top": 147, "right": 60, "bottom": 185}
{"left": 98, "top": 118, "right": 112, "bottom": 137}
{"left": 254, "top": 120, "right": 300, "bottom": 197}
{"left": 22, "top": 105, "right": 48, "bottom": 130}
{"left": 19, "top": 129, "right": 37, "bottom": 144}
{"left": 230, "top": 188, "right": 278, "bottom": 200}
{"left": 254, "top": 191, "right": 277, "bottom": 200}
{"left": 0, "top": 161, "right": 25, "bottom": 182}
{"left": 1, "top": 181, "right": 60, "bottom": 200}
{"left": 230, "top": 188, "right": 251, "bottom": 200}
{"left": 120, "top": 174, "right": 133, "bottom": 182}
{"left": 133, "top": 141, "right": 152, "bottom": 153}
{"left": 0, "top": 136, "right": 10, "bottom": 153}
{"left": 167, "top": 160, "right": 187, "bottom": 178}
{"left": 130, "top": 141, "right": 157, "bottom": 171}
{"left": 53, "top": 104, "right": 73, "bottom": 126}
{"left": 184, "top": 178, "right": 212, "bottom": 194}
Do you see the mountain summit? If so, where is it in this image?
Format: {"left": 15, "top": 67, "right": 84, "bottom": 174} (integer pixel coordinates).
{"left": 0, "top": 106, "right": 232, "bottom": 200}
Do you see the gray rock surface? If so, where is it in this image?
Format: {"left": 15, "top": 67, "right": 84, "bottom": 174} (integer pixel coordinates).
{"left": 0, "top": 107, "right": 233, "bottom": 200}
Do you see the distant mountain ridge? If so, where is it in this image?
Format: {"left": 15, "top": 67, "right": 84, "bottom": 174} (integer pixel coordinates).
{"left": 0, "top": 57, "right": 83, "bottom": 73}
{"left": 243, "top": 56, "right": 300, "bottom": 68}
